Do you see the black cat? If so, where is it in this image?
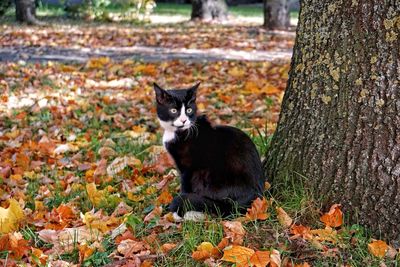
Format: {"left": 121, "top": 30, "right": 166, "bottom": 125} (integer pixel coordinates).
{"left": 154, "top": 82, "right": 265, "bottom": 216}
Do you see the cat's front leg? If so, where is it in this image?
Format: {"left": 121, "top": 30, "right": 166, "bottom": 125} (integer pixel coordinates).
{"left": 180, "top": 171, "right": 192, "bottom": 193}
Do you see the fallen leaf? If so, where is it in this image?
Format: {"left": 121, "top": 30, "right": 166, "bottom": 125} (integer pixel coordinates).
{"left": 320, "top": 204, "right": 343, "bottom": 227}
{"left": 270, "top": 249, "right": 281, "bottom": 267}
{"left": 161, "top": 243, "right": 177, "bottom": 253}
{"left": 144, "top": 206, "right": 162, "bottom": 222}
{"left": 221, "top": 245, "right": 255, "bottom": 267}
{"left": 117, "top": 239, "right": 147, "bottom": 257}
{"left": 245, "top": 197, "right": 270, "bottom": 221}
{"left": 157, "top": 190, "right": 173, "bottom": 205}
{"left": 0, "top": 232, "right": 30, "bottom": 259}
{"left": 276, "top": 207, "right": 293, "bottom": 228}
{"left": 250, "top": 250, "right": 270, "bottom": 267}
{"left": 192, "top": 242, "right": 215, "bottom": 261}
{"left": 0, "top": 199, "right": 25, "bottom": 233}
{"left": 86, "top": 182, "right": 105, "bottom": 207}
{"left": 368, "top": 240, "right": 388, "bottom": 258}
{"left": 310, "top": 227, "right": 338, "bottom": 243}
{"left": 222, "top": 221, "right": 246, "bottom": 245}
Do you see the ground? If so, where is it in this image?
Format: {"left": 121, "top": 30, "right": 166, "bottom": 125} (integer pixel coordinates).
{"left": 0, "top": 4, "right": 398, "bottom": 267}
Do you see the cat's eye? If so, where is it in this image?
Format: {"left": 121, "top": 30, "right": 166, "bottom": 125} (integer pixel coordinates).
{"left": 170, "top": 108, "right": 178, "bottom": 114}
{"left": 186, "top": 108, "right": 193, "bottom": 114}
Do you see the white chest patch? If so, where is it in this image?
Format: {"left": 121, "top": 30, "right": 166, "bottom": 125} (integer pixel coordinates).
{"left": 159, "top": 119, "right": 176, "bottom": 145}
{"left": 163, "top": 130, "right": 176, "bottom": 145}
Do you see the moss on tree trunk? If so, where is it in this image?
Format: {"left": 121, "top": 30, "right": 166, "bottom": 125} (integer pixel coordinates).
{"left": 265, "top": 0, "right": 400, "bottom": 242}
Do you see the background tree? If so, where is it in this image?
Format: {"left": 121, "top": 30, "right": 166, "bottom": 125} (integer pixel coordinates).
{"left": 0, "top": 0, "right": 12, "bottom": 16}
{"left": 263, "top": 0, "right": 290, "bottom": 30}
{"left": 265, "top": 0, "right": 400, "bottom": 241}
{"left": 191, "top": 0, "right": 228, "bottom": 21}
{"left": 15, "top": 0, "right": 42, "bottom": 24}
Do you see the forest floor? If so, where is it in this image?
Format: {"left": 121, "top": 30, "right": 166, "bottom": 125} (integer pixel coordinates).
{"left": 0, "top": 13, "right": 397, "bottom": 267}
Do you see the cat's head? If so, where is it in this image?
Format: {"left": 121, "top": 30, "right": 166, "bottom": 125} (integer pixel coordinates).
{"left": 154, "top": 82, "right": 199, "bottom": 132}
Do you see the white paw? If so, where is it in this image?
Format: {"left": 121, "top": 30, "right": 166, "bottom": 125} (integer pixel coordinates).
{"left": 183, "top": 211, "right": 205, "bottom": 222}
{"left": 172, "top": 212, "right": 183, "bottom": 222}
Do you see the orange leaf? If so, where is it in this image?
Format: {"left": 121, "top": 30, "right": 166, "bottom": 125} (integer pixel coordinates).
{"left": 157, "top": 190, "right": 173, "bottom": 205}
{"left": 276, "top": 207, "right": 293, "bottom": 228}
{"left": 222, "top": 221, "right": 245, "bottom": 245}
{"left": 192, "top": 242, "right": 214, "bottom": 261}
{"left": 245, "top": 197, "right": 270, "bottom": 221}
{"left": 161, "top": 243, "right": 177, "bottom": 254}
{"left": 368, "top": 240, "right": 388, "bottom": 258}
{"left": 320, "top": 204, "right": 343, "bottom": 227}
{"left": 221, "top": 245, "right": 255, "bottom": 267}
{"left": 250, "top": 250, "right": 270, "bottom": 267}
{"left": 290, "top": 224, "right": 312, "bottom": 239}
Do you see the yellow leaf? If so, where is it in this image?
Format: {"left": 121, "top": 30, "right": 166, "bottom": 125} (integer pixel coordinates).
{"left": 86, "top": 57, "right": 110, "bottom": 69}
{"left": 320, "top": 204, "right": 343, "bottom": 227}
{"left": 86, "top": 183, "right": 104, "bottom": 207}
{"left": 310, "top": 227, "right": 338, "bottom": 243}
{"left": 368, "top": 240, "right": 388, "bottom": 258}
{"left": 221, "top": 245, "right": 255, "bottom": 267}
{"left": 157, "top": 190, "right": 173, "bottom": 205}
{"left": 276, "top": 207, "right": 293, "bottom": 228}
{"left": 250, "top": 250, "right": 270, "bottom": 267}
{"left": 0, "top": 199, "right": 25, "bottom": 234}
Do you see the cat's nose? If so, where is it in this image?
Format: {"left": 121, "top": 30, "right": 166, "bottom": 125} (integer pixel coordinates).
{"left": 181, "top": 119, "right": 187, "bottom": 123}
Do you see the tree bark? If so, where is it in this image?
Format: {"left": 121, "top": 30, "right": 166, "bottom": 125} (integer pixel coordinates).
{"left": 15, "top": 0, "right": 43, "bottom": 25}
{"left": 263, "top": 0, "right": 290, "bottom": 30}
{"left": 265, "top": 0, "right": 400, "bottom": 243}
{"left": 191, "top": 0, "right": 228, "bottom": 21}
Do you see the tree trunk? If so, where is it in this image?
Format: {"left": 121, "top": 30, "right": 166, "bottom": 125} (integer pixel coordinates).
{"left": 263, "top": 0, "right": 290, "bottom": 30}
{"left": 15, "top": 0, "right": 42, "bottom": 25}
{"left": 0, "top": 0, "right": 12, "bottom": 17}
{"left": 265, "top": 0, "right": 400, "bottom": 243}
{"left": 191, "top": 0, "right": 228, "bottom": 21}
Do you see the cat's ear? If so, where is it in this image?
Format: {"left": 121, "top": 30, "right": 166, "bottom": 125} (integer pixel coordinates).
{"left": 187, "top": 82, "right": 200, "bottom": 102}
{"left": 154, "top": 83, "right": 171, "bottom": 105}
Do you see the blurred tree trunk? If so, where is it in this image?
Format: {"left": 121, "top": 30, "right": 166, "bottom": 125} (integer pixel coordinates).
{"left": 0, "top": 0, "right": 12, "bottom": 16}
{"left": 191, "top": 0, "right": 228, "bottom": 21}
{"left": 15, "top": 0, "right": 42, "bottom": 25}
{"left": 265, "top": 0, "right": 400, "bottom": 242}
{"left": 263, "top": 0, "right": 290, "bottom": 30}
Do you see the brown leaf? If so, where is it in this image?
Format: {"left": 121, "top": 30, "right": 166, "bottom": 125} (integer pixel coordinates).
{"left": 98, "top": 146, "right": 116, "bottom": 158}
{"left": 368, "top": 240, "right": 388, "bottom": 258}
{"left": 222, "top": 221, "right": 246, "bottom": 245}
{"left": 320, "top": 204, "right": 343, "bottom": 227}
{"left": 221, "top": 245, "right": 255, "bottom": 267}
{"left": 144, "top": 206, "right": 162, "bottom": 222}
{"left": 290, "top": 224, "right": 312, "bottom": 240}
{"left": 117, "top": 239, "right": 147, "bottom": 257}
{"left": 245, "top": 197, "right": 270, "bottom": 221}
{"left": 276, "top": 207, "right": 293, "bottom": 228}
